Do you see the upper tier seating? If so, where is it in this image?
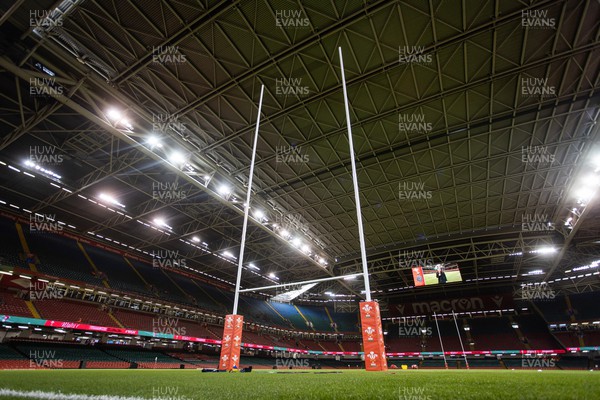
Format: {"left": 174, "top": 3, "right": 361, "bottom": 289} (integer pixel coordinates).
{"left": 468, "top": 317, "right": 526, "bottom": 350}
{"left": 515, "top": 314, "right": 561, "bottom": 349}
{"left": 0, "top": 289, "right": 32, "bottom": 318}
{"left": 268, "top": 301, "right": 306, "bottom": 330}
{"left": 33, "top": 298, "right": 115, "bottom": 326}
{"left": 568, "top": 292, "right": 600, "bottom": 321}
{"left": 24, "top": 229, "right": 104, "bottom": 287}
{"left": 82, "top": 244, "right": 151, "bottom": 296}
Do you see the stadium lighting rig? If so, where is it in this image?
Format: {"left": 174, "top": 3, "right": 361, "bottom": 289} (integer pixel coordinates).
{"left": 152, "top": 217, "right": 172, "bottom": 230}
{"left": 23, "top": 160, "right": 62, "bottom": 180}
{"left": 98, "top": 193, "right": 126, "bottom": 208}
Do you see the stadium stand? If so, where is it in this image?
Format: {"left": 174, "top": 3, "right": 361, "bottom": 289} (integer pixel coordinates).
{"left": 102, "top": 347, "right": 185, "bottom": 369}
{"left": 33, "top": 298, "right": 115, "bottom": 327}
{"left": 0, "top": 289, "right": 33, "bottom": 318}
{"left": 23, "top": 230, "right": 104, "bottom": 287}
{"left": 82, "top": 244, "right": 151, "bottom": 296}
{"left": 468, "top": 317, "right": 526, "bottom": 350}
{"left": 515, "top": 314, "right": 562, "bottom": 349}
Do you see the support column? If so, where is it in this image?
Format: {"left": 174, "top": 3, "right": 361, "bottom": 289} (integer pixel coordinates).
{"left": 219, "top": 314, "right": 243, "bottom": 371}
{"left": 359, "top": 301, "right": 387, "bottom": 371}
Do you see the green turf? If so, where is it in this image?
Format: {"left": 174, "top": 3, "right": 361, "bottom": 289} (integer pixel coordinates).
{"left": 0, "top": 369, "right": 599, "bottom": 399}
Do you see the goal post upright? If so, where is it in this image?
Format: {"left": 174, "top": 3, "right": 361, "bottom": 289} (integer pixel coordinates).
{"left": 220, "top": 84, "right": 264, "bottom": 371}
{"left": 339, "top": 46, "right": 387, "bottom": 371}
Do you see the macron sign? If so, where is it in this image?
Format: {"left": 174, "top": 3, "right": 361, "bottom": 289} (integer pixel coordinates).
{"left": 389, "top": 295, "right": 513, "bottom": 317}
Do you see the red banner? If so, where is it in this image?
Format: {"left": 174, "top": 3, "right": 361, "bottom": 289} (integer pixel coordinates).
{"left": 412, "top": 267, "right": 425, "bottom": 287}
{"left": 359, "top": 301, "right": 387, "bottom": 371}
{"left": 219, "top": 314, "right": 243, "bottom": 371}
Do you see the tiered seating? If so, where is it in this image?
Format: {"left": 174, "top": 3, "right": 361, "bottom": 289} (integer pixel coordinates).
{"left": 103, "top": 348, "right": 183, "bottom": 368}
{"left": 196, "top": 282, "right": 232, "bottom": 313}
{"left": 240, "top": 330, "right": 276, "bottom": 346}
{"left": 24, "top": 229, "right": 104, "bottom": 287}
{"left": 298, "top": 306, "right": 332, "bottom": 331}
{"left": 14, "top": 343, "right": 115, "bottom": 363}
{"left": 553, "top": 331, "right": 581, "bottom": 348}
{"left": 112, "top": 308, "right": 217, "bottom": 338}
{"left": 516, "top": 315, "right": 561, "bottom": 349}
{"left": 557, "top": 357, "right": 589, "bottom": 370}
{"left": 130, "top": 261, "right": 189, "bottom": 304}
{"left": 469, "top": 317, "right": 525, "bottom": 350}
{"left": 112, "top": 309, "right": 157, "bottom": 331}
{"left": 0, "top": 218, "right": 28, "bottom": 270}
{"left": 466, "top": 358, "right": 502, "bottom": 368}
{"left": 386, "top": 337, "right": 423, "bottom": 353}
{"left": 536, "top": 298, "right": 570, "bottom": 323}
{"left": 166, "top": 272, "right": 224, "bottom": 312}
{"left": 240, "top": 356, "right": 277, "bottom": 369}
{"left": 239, "top": 297, "right": 287, "bottom": 326}
{"left": 0, "top": 359, "right": 46, "bottom": 369}
{"left": 424, "top": 320, "right": 468, "bottom": 352}
{"left": 84, "top": 361, "right": 131, "bottom": 369}
{"left": 0, "top": 290, "right": 32, "bottom": 318}
{"left": 16, "top": 343, "right": 118, "bottom": 369}
{"left": 569, "top": 292, "right": 600, "bottom": 321}
{"left": 83, "top": 245, "right": 150, "bottom": 296}
{"left": 422, "top": 358, "right": 459, "bottom": 368}
{"left": 167, "top": 353, "right": 218, "bottom": 368}
{"left": 316, "top": 341, "right": 340, "bottom": 352}
{"left": 583, "top": 331, "right": 600, "bottom": 346}
{"left": 34, "top": 299, "right": 115, "bottom": 326}
{"left": 329, "top": 310, "right": 358, "bottom": 332}
{"left": 0, "top": 343, "right": 28, "bottom": 369}
{"left": 339, "top": 340, "right": 361, "bottom": 352}
{"left": 268, "top": 301, "right": 305, "bottom": 330}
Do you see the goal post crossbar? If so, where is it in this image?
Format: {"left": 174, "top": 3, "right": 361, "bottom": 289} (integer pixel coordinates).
{"left": 238, "top": 273, "right": 364, "bottom": 293}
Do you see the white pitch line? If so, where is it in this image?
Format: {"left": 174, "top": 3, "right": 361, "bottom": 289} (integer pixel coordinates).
{"left": 0, "top": 388, "right": 160, "bottom": 400}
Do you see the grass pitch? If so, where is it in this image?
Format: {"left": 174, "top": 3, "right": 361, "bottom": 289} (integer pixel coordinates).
{"left": 0, "top": 369, "right": 598, "bottom": 399}
{"left": 423, "top": 269, "right": 462, "bottom": 285}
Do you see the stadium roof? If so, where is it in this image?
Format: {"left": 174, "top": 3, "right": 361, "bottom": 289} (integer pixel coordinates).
{"left": 0, "top": 0, "right": 599, "bottom": 311}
